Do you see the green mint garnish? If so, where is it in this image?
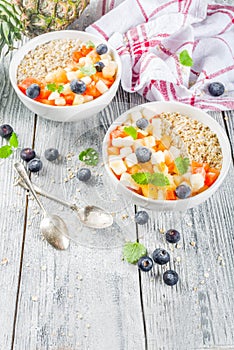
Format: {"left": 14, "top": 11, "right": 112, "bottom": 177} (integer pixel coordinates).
{"left": 79, "top": 148, "right": 99, "bottom": 166}
{"left": 86, "top": 40, "right": 95, "bottom": 48}
{"left": 131, "top": 172, "right": 170, "bottom": 187}
{"left": 179, "top": 50, "right": 193, "bottom": 67}
{"left": 9, "top": 132, "right": 18, "bottom": 148}
{"left": 123, "top": 241, "right": 147, "bottom": 264}
{"left": 80, "top": 65, "right": 97, "bottom": 76}
{"left": 0, "top": 145, "right": 13, "bottom": 158}
{"left": 46, "top": 83, "right": 64, "bottom": 93}
{"left": 175, "top": 157, "right": 190, "bottom": 175}
{"left": 0, "top": 132, "right": 19, "bottom": 159}
{"left": 124, "top": 126, "right": 137, "bottom": 140}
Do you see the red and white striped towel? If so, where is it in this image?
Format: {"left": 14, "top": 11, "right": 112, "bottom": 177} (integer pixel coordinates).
{"left": 86, "top": 0, "right": 234, "bottom": 111}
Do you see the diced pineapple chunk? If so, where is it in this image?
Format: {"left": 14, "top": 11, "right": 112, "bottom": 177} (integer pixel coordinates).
{"left": 55, "top": 97, "right": 66, "bottom": 106}
{"left": 151, "top": 151, "right": 165, "bottom": 164}
{"left": 152, "top": 118, "right": 162, "bottom": 139}
{"left": 96, "top": 80, "right": 108, "bottom": 94}
{"left": 190, "top": 173, "right": 204, "bottom": 191}
{"left": 102, "top": 65, "right": 116, "bottom": 78}
{"left": 120, "top": 147, "right": 132, "bottom": 157}
{"left": 120, "top": 172, "right": 139, "bottom": 190}
{"left": 81, "top": 76, "right": 92, "bottom": 85}
{"left": 173, "top": 175, "right": 183, "bottom": 186}
{"left": 48, "top": 91, "right": 60, "bottom": 101}
{"left": 112, "top": 136, "right": 134, "bottom": 147}
{"left": 108, "top": 147, "right": 120, "bottom": 156}
{"left": 109, "top": 157, "right": 127, "bottom": 175}
{"left": 141, "top": 184, "right": 158, "bottom": 199}
{"left": 62, "top": 83, "right": 72, "bottom": 95}
{"left": 83, "top": 95, "right": 94, "bottom": 103}
{"left": 67, "top": 71, "right": 81, "bottom": 81}
{"left": 73, "top": 95, "right": 85, "bottom": 105}
{"left": 161, "top": 135, "right": 171, "bottom": 149}
{"left": 143, "top": 136, "right": 156, "bottom": 148}
{"left": 125, "top": 153, "right": 138, "bottom": 167}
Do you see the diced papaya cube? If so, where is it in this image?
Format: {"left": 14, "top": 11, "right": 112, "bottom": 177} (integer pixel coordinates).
{"left": 205, "top": 171, "right": 219, "bottom": 187}
{"left": 166, "top": 189, "right": 177, "bottom": 200}
{"left": 85, "top": 84, "right": 102, "bottom": 98}
{"left": 62, "top": 93, "right": 75, "bottom": 105}
{"left": 72, "top": 51, "right": 84, "bottom": 62}
{"left": 38, "top": 88, "right": 51, "bottom": 99}
{"left": 53, "top": 68, "right": 68, "bottom": 84}
{"left": 108, "top": 147, "right": 120, "bottom": 156}
{"left": 81, "top": 45, "right": 93, "bottom": 56}
{"left": 110, "top": 128, "right": 127, "bottom": 139}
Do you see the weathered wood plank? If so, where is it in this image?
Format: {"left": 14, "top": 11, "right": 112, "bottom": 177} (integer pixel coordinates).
{"left": 137, "top": 112, "right": 234, "bottom": 350}
{"left": 0, "top": 51, "right": 35, "bottom": 350}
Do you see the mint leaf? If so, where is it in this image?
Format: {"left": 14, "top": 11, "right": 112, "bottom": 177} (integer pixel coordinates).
{"left": 46, "top": 83, "right": 57, "bottom": 92}
{"left": 57, "top": 85, "right": 64, "bottom": 93}
{"left": 86, "top": 40, "right": 95, "bottom": 48}
{"left": 179, "top": 50, "right": 193, "bottom": 67}
{"left": 80, "top": 65, "right": 97, "bottom": 76}
{"left": 124, "top": 126, "right": 137, "bottom": 140}
{"left": 123, "top": 241, "right": 147, "bottom": 264}
{"left": 131, "top": 172, "right": 169, "bottom": 186}
{"left": 79, "top": 148, "right": 99, "bottom": 166}
{"left": 9, "top": 132, "right": 18, "bottom": 148}
{"left": 0, "top": 145, "right": 13, "bottom": 158}
{"left": 175, "top": 157, "right": 190, "bottom": 175}
{"left": 150, "top": 173, "right": 170, "bottom": 187}
{"left": 131, "top": 172, "right": 151, "bottom": 185}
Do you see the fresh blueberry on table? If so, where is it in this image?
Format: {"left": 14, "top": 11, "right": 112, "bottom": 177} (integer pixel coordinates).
{"left": 208, "top": 82, "right": 225, "bottom": 97}
{"left": 94, "top": 61, "right": 105, "bottom": 72}
{"left": 136, "top": 118, "right": 149, "bottom": 130}
{"left": 20, "top": 148, "right": 36, "bottom": 162}
{"left": 96, "top": 43, "right": 108, "bottom": 55}
{"left": 0, "top": 124, "right": 13, "bottom": 139}
{"left": 44, "top": 148, "right": 59, "bottom": 161}
{"left": 77, "top": 168, "right": 91, "bottom": 182}
{"left": 26, "top": 83, "right": 40, "bottom": 99}
{"left": 163, "top": 270, "right": 179, "bottom": 286}
{"left": 135, "top": 211, "right": 149, "bottom": 225}
{"left": 135, "top": 147, "right": 152, "bottom": 163}
{"left": 175, "top": 184, "right": 191, "bottom": 199}
{"left": 70, "top": 79, "right": 86, "bottom": 94}
{"left": 28, "top": 158, "right": 43, "bottom": 172}
{"left": 138, "top": 256, "right": 153, "bottom": 272}
{"left": 166, "top": 229, "right": 181, "bottom": 244}
{"left": 152, "top": 248, "right": 170, "bottom": 265}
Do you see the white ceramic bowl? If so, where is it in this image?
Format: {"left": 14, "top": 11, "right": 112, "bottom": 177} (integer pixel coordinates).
{"left": 102, "top": 101, "right": 231, "bottom": 211}
{"left": 9, "top": 30, "right": 122, "bottom": 122}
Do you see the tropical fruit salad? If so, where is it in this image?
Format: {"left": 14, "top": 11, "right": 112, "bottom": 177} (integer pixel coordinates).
{"left": 17, "top": 39, "right": 117, "bottom": 106}
{"left": 107, "top": 109, "right": 223, "bottom": 200}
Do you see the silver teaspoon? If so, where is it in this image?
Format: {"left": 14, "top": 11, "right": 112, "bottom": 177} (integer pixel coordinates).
{"left": 14, "top": 162, "right": 70, "bottom": 250}
{"left": 17, "top": 178, "right": 113, "bottom": 229}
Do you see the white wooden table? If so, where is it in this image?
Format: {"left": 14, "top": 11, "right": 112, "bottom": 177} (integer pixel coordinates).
{"left": 0, "top": 1, "right": 234, "bottom": 349}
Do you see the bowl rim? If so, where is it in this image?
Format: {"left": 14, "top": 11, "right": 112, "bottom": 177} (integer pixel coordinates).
{"left": 102, "top": 101, "right": 231, "bottom": 208}
{"left": 9, "top": 30, "right": 122, "bottom": 111}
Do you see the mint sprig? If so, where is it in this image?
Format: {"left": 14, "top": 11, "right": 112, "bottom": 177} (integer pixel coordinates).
{"left": 123, "top": 241, "right": 147, "bottom": 264}
{"left": 175, "top": 157, "right": 190, "bottom": 175}
{"left": 80, "top": 65, "right": 97, "bottom": 76}
{"left": 131, "top": 172, "right": 170, "bottom": 187}
{"left": 46, "top": 83, "right": 64, "bottom": 93}
{"left": 124, "top": 126, "right": 137, "bottom": 140}
{"left": 86, "top": 40, "right": 95, "bottom": 48}
{"left": 0, "top": 132, "right": 19, "bottom": 159}
{"left": 79, "top": 148, "right": 99, "bottom": 166}
{"left": 179, "top": 50, "right": 193, "bottom": 67}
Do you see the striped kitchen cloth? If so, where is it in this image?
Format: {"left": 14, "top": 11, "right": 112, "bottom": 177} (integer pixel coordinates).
{"left": 86, "top": 0, "right": 234, "bottom": 111}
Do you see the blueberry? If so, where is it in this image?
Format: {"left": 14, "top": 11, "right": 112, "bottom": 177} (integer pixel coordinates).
{"left": 152, "top": 248, "right": 170, "bottom": 265}
{"left": 136, "top": 118, "right": 149, "bottom": 130}
{"left": 135, "top": 211, "right": 149, "bottom": 225}
{"left": 20, "top": 148, "right": 36, "bottom": 162}
{"left": 70, "top": 79, "right": 86, "bottom": 94}
{"left": 26, "top": 84, "right": 40, "bottom": 99}
{"left": 135, "top": 147, "right": 152, "bottom": 163}
{"left": 28, "top": 158, "right": 43, "bottom": 172}
{"left": 138, "top": 256, "right": 153, "bottom": 272}
{"left": 96, "top": 43, "right": 108, "bottom": 55}
{"left": 163, "top": 270, "right": 179, "bottom": 286}
{"left": 44, "top": 148, "right": 59, "bottom": 161}
{"left": 175, "top": 184, "right": 191, "bottom": 199}
{"left": 0, "top": 124, "right": 13, "bottom": 139}
{"left": 208, "top": 82, "right": 225, "bottom": 97}
{"left": 94, "top": 61, "right": 105, "bottom": 72}
{"left": 166, "top": 229, "right": 181, "bottom": 244}
{"left": 77, "top": 168, "right": 91, "bottom": 182}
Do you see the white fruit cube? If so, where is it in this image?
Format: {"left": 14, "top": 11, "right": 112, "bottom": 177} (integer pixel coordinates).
{"left": 132, "top": 139, "right": 144, "bottom": 151}
{"left": 96, "top": 80, "right": 108, "bottom": 94}
{"left": 143, "top": 136, "right": 156, "bottom": 148}
{"left": 62, "top": 83, "right": 72, "bottom": 95}
{"left": 48, "top": 91, "right": 60, "bottom": 100}
{"left": 157, "top": 189, "right": 165, "bottom": 200}
{"left": 66, "top": 71, "right": 80, "bottom": 81}
{"left": 120, "top": 147, "right": 132, "bottom": 157}
{"left": 55, "top": 97, "right": 66, "bottom": 106}
{"left": 83, "top": 95, "right": 94, "bottom": 103}
{"left": 81, "top": 76, "right": 92, "bottom": 85}
{"left": 109, "top": 157, "right": 127, "bottom": 175}
{"left": 125, "top": 153, "right": 138, "bottom": 167}
{"left": 151, "top": 150, "right": 165, "bottom": 164}
{"left": 112, "top": 136, "right": 134, "bottom": 147}
{"left": 169, "top": 146, "right": 180, "bottom": 159}
{"left": 190, "top": 173, "right": 204, "bottom": 191}
{"left": 73, "top": 95, "right": 85, "bottom": 105}
{"left": 152, "top": 118, "right": 162, "bottom": 139}
{"left": 120, "top": 173, "right": 139, "bottom": 190}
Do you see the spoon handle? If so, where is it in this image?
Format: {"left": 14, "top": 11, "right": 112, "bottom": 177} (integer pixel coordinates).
{"left": 17, "top": 177, "right": 78, "bottom": 211}
{"left": 14, "top": 162, "right": 48, "bottom": 216}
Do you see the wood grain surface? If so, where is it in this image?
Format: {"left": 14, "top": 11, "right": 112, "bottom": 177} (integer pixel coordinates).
{"left": 0, "top": 1, "right": 233, "bottom": 350}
